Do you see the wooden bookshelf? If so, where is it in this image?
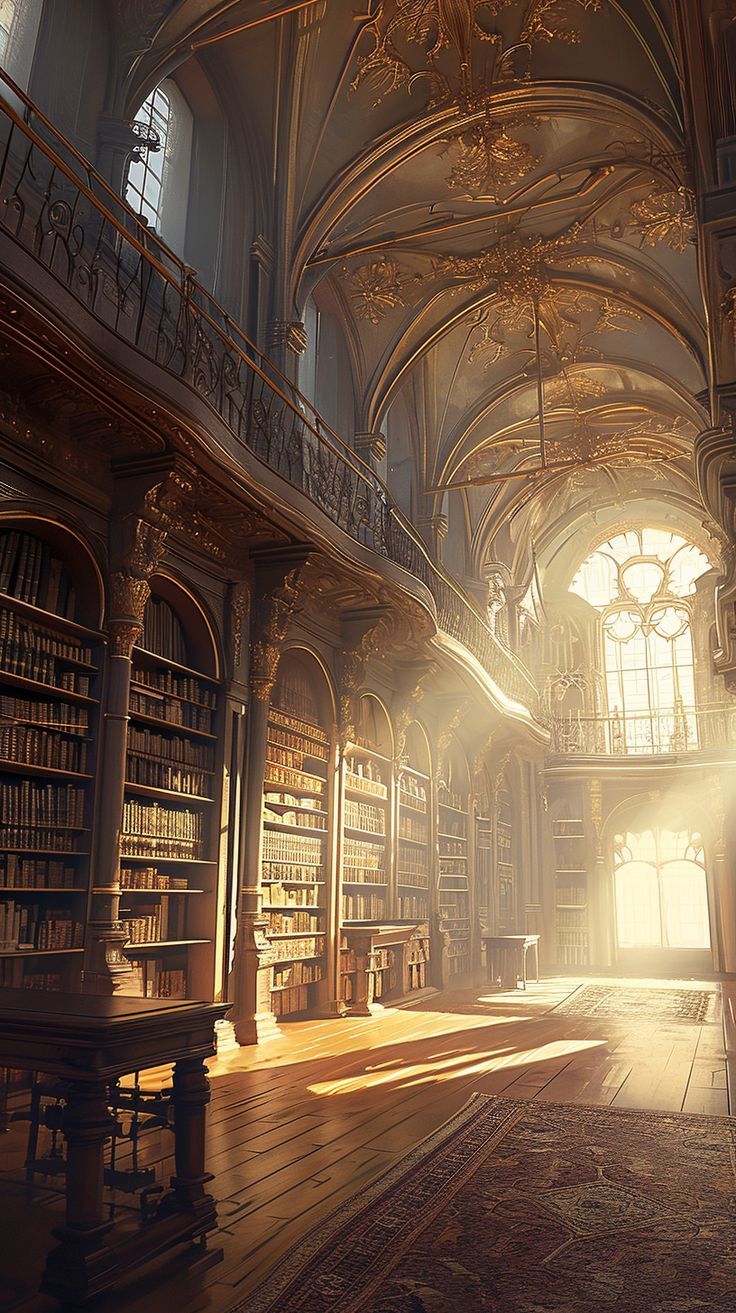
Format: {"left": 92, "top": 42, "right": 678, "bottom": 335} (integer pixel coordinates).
{"left": 0, "top": 525, "right": 103, "bottom": 993}
{"left": 438, "top": 783, "right": 471, "bottom": 978}
{"left": 122, "top": 585, "right": 220, "bottom": 1000}
{"left": 263, "top": 659, "right": 331, "bottom": 1018}
{"left": 396, "top": 722, "right": 432, "bottom": 994}
{"left": 552, "top": 810, "right": 589, "bottom": 967}
{"left": 496, "top": 780, "right": 515, "bottom": 935}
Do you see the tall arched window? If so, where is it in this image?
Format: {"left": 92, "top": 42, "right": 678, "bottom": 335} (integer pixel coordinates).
{"left": 613, "top": 828, "right": 710, "bottom": 953}
{"left": 125, "top": 80, "right": 193, "bottom": 254}
{"left": 570, "top": 529, "right": 711, "bottom": 752}
{"left": 0, "top": 0, "right": 43, "bottom": 90}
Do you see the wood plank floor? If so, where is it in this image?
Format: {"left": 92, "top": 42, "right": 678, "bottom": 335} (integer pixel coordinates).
{"left": 1, "top": 974, "right": 729, "bottom": 1313}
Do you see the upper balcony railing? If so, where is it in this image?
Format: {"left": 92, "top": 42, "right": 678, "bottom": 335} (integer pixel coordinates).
{"left": 0, "top": 71, "right": 539, "bottom": 718}
{"left": 551, "top": 705, "right": 736, "bottom": 757}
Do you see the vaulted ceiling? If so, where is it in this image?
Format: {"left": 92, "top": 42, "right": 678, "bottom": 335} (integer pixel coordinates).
{"left": 135, "top": 1, "right": 709, "bottom": 591}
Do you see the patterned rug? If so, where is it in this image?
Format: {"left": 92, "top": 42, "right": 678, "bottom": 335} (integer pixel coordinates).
{"left": 552, "top": 984, "right": 715, "bottom": 1024}
{"left": 238, "top": 1095, "right": 736, "bottom": 1313}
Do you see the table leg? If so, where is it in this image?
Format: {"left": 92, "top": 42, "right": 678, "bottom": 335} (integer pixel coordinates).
{"left": 533, "top": 941, "right": 540, "bottom": 983}
{"left": 41, "top": 1078, "right": 117, "bottom": 1303}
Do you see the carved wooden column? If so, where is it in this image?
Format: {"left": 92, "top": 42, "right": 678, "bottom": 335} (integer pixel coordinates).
{"left": 231, "top": 550, "right": 312, "bottom": 1044}
{"left": 84, "top": 460, "right": 195, "bottom": 994}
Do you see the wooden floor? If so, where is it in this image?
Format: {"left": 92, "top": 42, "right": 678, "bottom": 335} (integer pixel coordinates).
{"left": 1, "top": 974, "right": 730, "bottom": 1313}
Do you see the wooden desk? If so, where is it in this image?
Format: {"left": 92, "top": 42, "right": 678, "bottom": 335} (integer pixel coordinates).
{"left": 482, "top": 934, "right": 540, "bottom": 990}
{"left": 0, "top": 988, "right": 229, "bottom": 1305}
{"left": 340, "top": 924, "right": 426, "bottom": 1014}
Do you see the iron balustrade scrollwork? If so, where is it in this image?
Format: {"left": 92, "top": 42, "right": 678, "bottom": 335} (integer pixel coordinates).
{"left": 0, "top": 74, "right": 539, "bottom": 716}
{"left": 551, "top": 706, "right": 736, "bottom": 757}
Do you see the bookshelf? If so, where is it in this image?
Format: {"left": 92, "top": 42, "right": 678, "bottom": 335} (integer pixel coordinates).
{"left": 552, "top": 808, "right": 589, "bottom": 967}
{"left": 438, "top": 736, "right": 471, "bottom": 980}
{"left": 496, "top": 775, "right": 515, "bottom": 934}
{"left": 0, "top": 523, "right": 103, "bottom": 996}
{"left": 340, "top": 694, "right": 392, "bottom": 1005}
{"left": 396, "top": 720, "right": 431, "bottom": 993}
{"left": 475, "top": 774, "right": 493, "bottom": 936}
{"left": 122, "top": 581, "right": 220, "bottom": 999}
{"left": 263, "top": 655, "right": 331, "bottom": 1018}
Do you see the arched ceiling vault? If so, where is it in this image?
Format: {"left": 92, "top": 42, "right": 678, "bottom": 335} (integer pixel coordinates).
{"left": 136, "top": 0, "right": 712, "bottom": 588}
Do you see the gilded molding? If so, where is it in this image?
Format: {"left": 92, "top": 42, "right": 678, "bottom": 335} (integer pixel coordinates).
{"left": 249, "top": 563, "right": 309, "bottom": 701}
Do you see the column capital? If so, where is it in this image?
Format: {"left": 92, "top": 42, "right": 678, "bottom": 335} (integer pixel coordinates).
{"left": 354, "top": 430, "right": 387, "bottom": 465}
{"left": 268, "top": 320, "right": 308, "bottom": 356}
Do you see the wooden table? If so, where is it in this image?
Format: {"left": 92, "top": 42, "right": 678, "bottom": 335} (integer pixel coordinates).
{"left": 482, "top": 934, "right": 540, "bottom": 990}
{"left": 340, "top": 924, "right": 421, "bottom": 1014}
{"left": 0, "top": 988, "right": 229, "bottom": 1305}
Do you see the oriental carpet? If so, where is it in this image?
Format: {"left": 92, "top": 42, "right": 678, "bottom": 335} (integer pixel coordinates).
{"left": 552, "top": 984, "right": 715, "bottom": 1023}
{"left": 239, "top": 1094, "right": 736, "bottom": 1313}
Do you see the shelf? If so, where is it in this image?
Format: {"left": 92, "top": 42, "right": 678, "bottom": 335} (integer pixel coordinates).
{"left": 342, "top": 879, "right": 387, "bottom": 887}
{"left": 0, "top": 946, "right": 84, "bottom": 958}
{"left": 127, "top": 707, "right": 217, "bottom": 741}
{"left": 263, "top": 801, "right": 328, "bottom": 817}
{"left": 0, "top": 886, "right": 86, "bottom": 893}
{"left": 268, "top": 931, "right": 326, "bottom": 940}
{"left": 438, "top": 801, "right": 468, "bottom": 815}
{"left": 133, "top": 646, "right": 219, "bottom": 685}
{"left": 113, "top": 887, "right": 205, "bottom": 896}
{"left": 0, "top": 670, "right": 98, "bottom": 704}
{"left": 120, "top": 854, "right": 217, "bottom": 866}
{"left": 0, "top": 824, "right": 90, "bottom": 832}
{"left": 262, "top": 878, "right": 325, "bottom": 886}
{"left": 130, "top": 681, "right": 213, "bottom": 712}
{"left": 0, "top": 591, "right": 103, "bottom": 640}
{"left": 0, "top": 847, "right": 88, "bottom": 856}
{"left": 268, "top": 711, "right": 329, "bottom": 747}
{"left": 0, "top": 758, "right": 92, "bottom": 781}
{"left": 345, "top": 744, "right": 391, "bottom": 762}
{"left": 124, "top": 938, "right": 211, "bottom": 951}
{"left": 0, "top": 716, "right": 91, "bottom": 738}
{"left": 263, "top": 905, "right": 324, "bottom": 913}
{"left": 344, "top": 784, "right": 388, "bottom": 801}
{"left": 437, "top": 832, "right": 466, "bottom": 842}
{"left": 265, "top": 764, "right": 325, "bottom": 786}
{"left": 556, "top": 903, "right": 588, "bottom": 910}
{"left": 344, "top": 826, "right": 386, "bottom": 841}
{"left": 398, "top": 834, "right": 428, "bottom": 847}
{"left": 124, "top": 780, "right": 213, "bottom": 804}
{"left": 263, "top": 819, "right": 327, "bottom": 837}
{"left": 555, "top": 869, "right": 587, "bottom": 875}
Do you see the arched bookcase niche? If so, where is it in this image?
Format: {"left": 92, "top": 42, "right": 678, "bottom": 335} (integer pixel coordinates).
{"left": 474, "top": 761, "right": 494, "bottom": 936}
{"left": 397, "top": 721, "right": 432, "bottom": 923}
{"left": 437, "top": 733, "right": 472, "bottom": 980}
{"left": 263, "top": 647, "right": 335, "bottom": 1020}
{"left": 549, "top": 789, "right": 588, "bottom": 969}
{"left": 122, "top": 575, "right": 222, "bottom": 1001}
{"left": 0, "top": 518, "right": 104, "bottom": 994}
{"left": 342, "top": 693, "right": 393, "bottom": 926}
{"left": 496, "top": 761, "right": 517, "bottom": 936}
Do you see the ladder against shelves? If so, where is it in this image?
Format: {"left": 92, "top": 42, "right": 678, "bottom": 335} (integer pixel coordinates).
{"left": 437, "top": 732, "right": 472, "bottom": 982}
{"left": 551, "top": 797, "right": 590, "bottom": 968}
{"left": 0, "top": 520, "right": 104, "bottom": 1000}
{"left": 263, "top": 651, "right": 333, "bottom": 1020}
{"left": 122, "top": 579, "right": 222, "bottom": 1000}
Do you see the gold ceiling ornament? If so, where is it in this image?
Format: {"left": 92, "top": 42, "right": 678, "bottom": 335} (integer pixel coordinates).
{"left": 351, "top": 0, "right": 601, "bottom": 199}
{"left": 344, "top": 255, "right": 422, "bottom": 324}
{"left": 543, "top": 371, "right": 606, "bottom": 407}
{"left": 628, "top": 182, "right": 696, "bottom": 252}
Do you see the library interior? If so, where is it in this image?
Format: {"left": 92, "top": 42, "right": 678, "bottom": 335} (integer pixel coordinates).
{"left": 2, "top": 3, "right": 736, "bottom": 1311}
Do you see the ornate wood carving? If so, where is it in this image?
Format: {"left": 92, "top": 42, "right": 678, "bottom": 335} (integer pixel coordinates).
{"left": 249, "top": 555, "right": 312, "bottom": 701}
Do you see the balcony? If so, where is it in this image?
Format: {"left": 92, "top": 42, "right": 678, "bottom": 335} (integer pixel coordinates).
{"left": 0, "top": 73, "right": 540, "bottom": 726}
{"left": 550, "top": 705, "right": 736, "bottom": 758}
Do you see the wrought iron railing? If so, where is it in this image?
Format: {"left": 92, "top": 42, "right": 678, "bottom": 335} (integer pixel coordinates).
{"left": 0, "top": 71, "right": 539, "bottom": 716}
{"left": 551, "top": 705, "right": 736, "bottom": 756}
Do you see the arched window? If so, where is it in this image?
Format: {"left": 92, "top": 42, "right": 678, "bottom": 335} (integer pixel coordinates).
{"left": 125, "top": 80, "right": 193, "bottom": 254}
{"left": 613, "top": 828, "right": 710, "bottom": 952}
{"left": 570, "top": 529, "right": 711, "bottom": 752}
{"left": 0, "top": 0, "right": 43, "bottom": 90}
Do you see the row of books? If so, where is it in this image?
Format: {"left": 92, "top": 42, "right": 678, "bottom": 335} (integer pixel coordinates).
{"left": 264, "top": 790, "right": 322, "bottom": 812}
{"left": 556, "top": 929, "right": 589, "bottom": 947}
{"left": 343, "top": 866, "right": 386, "bottom": 884}
{"left": 0, "top": 781, "right": 85, "bottom": 827}
{"left": 268, "top": 909, "right": 323, "bottom": 934}
{"left": 131, "top": 665, "right": 216, "bottom": 709}
{"left": 0, "top": 856, "right": 79, "bottom": 887}
{"left": 0, "top": 694, "right": 89, "bottom": 733}
{"left": 342, "top": 891, "right": 386, "bottom": 920}
{"left": 343, "top": 837, "right": 383, "bottom": 866}
{"left": 139, "top": 597, "right": 188, "bottom": 666}
{"left": 0, "top": 826, "right": 79, "bottom": 852}
{"left": 556, "top": 908, "right": 589, "bottom": 928}
{"left": 264, "top": 763, "right": 323, "bottom": 793}
{"left": 262, "top": 862, "right": 322, "bottom": 882}
{"left": 439, "top": 818, "right": 466, "bottom": 839}
{"left": 370, "top": 952, "right": 401, "bottom": 998}
{"left": 399, "top": 815, "right": 427, "bottom": 843}
{"left": 0, "top": 609, "right": 92, "bottom": 664}
{"left": 262, "top": 831, "right": 323, "bottom": 863}
{"left": 398, "top": 871, "right": 429, "bottom": 889}
{"left": 557, "top": 944, "right": 589, "bottom": 966}
{"left": 0, "top": 642, "right": 91, "bottom": 694}
{"left": 556, "top": 885, "right": 588, "bottom": 905}
{"left": 0, "top": 531, "right": 76, "bottom": 618}
{"left": 127, "top": 725, "right": 215, "bottom": 770}
{"left": 126, "top": 755, "right": 211, "bottom": 798}
{"left": 119, "top": 867, "right": 189, "bottom": 890}
{"left": 398, "top": 894, "right": 429, "bottom": 919}
{"left": 273, "top": 959, "right": 323, "bottom": 989}
{"left": 345, "top": 799, "right": 385, "bottom": 834}
{"left": 398, "top": 846, "right": 428, "bottom": 877}
{"left": 345, "top": 760, "right": 387, "bottom": 796}
{"left": 439, "top": 838, "right": 465, "bottom": 857}
{"left": 0, "top": 962, "right": 62, "bottom": 989}
{"left": 263, "top": 805, "right": 326, "bottom": 831}
{"left": 129, "top": 687, "right": 213, "bottom": 733}
{"left": 0, "top": 724, "right": 88, "bottom": 773}
{"left": 272, "top": 985, "right": 310, "bottom": 1017}
{"left": 268, "top": 726, "right": 329, "bottom": 761}
{"left": 265, "top": 882, "right": 321, "bottom": 908}
{"left": 399, "top": 790, "right": 427, "bottom": 814}
{"left": 126, "top": 961, "right": 188, "bottom": 998}
{"left": 272, "top": 678, "right": 320, "bottom": 726}
{"left": 123, "top": 799, "right": 203, "bottom": 841}
{"left": 266, "top": 743, "right": 315, "bottom": 772}
{"left": 399, "top": 774, "right": 427, "bottom": 805}
{"left": 270, "top": 934, "right": 324, "bottom": 963}
{"left": 121, "top": 834, "right": 201, "bottom": 859}
{"left": 0, "top": 902, "right": 84, "bottom": 950}
{"left": 438, "top": 787, "right": 465, "bottom": 811}
{"left": 120, "top": 897, "right": 186, "bottom": 944}
{"left": 269, "top": 707, "right": 328, "bottom": 744}
{"left": 439, "top": 874, "right": 468, "bottom": 890}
